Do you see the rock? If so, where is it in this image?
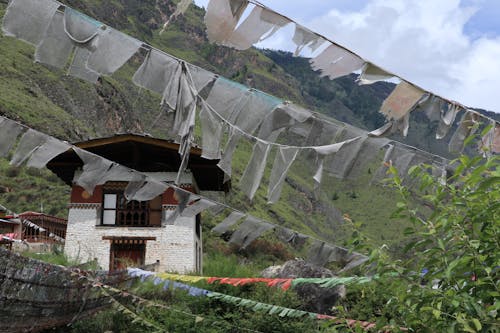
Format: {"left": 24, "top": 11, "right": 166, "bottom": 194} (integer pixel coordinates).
{"left": 261, "top": 259, "right": 346, "bottom": 314}
{"left": 261, "top": 265, "right": 282, "bottom": 278}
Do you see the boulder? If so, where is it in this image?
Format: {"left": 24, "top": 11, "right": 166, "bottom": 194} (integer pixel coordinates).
{"left": 261, "top": 259, "right": 345, "bottom": 314}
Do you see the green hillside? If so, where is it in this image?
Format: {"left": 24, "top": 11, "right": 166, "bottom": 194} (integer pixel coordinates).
{"left": 0, "top": 0, "right": 466, "bottom": 252}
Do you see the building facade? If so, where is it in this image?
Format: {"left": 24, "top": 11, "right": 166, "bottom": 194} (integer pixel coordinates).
{"left": 47, "top": 134, "right": 226, "bottom": 273}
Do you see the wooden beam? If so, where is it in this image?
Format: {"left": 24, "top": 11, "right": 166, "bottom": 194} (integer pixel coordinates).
{"left": 102, "top": 236, "right": 157, "bottom": 241}
{"left": 75, "top": 134, "right": 203, "bottom": 156}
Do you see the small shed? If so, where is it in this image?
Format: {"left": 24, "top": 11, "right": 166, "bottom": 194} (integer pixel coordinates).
{"left": 47, "top": 134, "right": 226, "bottom": 273}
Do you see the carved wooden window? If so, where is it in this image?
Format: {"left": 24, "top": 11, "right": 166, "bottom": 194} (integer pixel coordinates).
{"left": 102, "top": 188, "right": 162, "bottom": 227}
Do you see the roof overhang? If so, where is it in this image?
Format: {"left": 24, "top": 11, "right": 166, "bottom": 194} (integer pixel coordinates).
{"left": 46, "top": 134, "right": 229, "bottom": 192}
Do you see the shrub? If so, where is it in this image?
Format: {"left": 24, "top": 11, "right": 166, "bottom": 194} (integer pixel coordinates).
{"left": 345, "top": 153, "right": 500, "bottom": 332}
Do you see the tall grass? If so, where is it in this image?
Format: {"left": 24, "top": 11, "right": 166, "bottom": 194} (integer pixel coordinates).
{"left": 202, "top": 253, "right": 260, "bottom": 277}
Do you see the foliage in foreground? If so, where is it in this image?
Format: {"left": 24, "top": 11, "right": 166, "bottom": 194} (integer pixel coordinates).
{"left": 343, "top": 151, "right": 499, "bottom": 332}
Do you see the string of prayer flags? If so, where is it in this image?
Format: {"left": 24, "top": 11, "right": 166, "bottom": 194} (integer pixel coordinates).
{"left": 0, "top": 117, "right": 24, "bottom": 157}
{"left": 99, "top": 164, "right": 134, "bottom": 184}
{"left": 5, "top": 0, "right": 499, "bottom": 168}
{"left": 292, "top": 24, "right": 326, "bottom": 57}
{"left": 273, "top": 227, "right": 307, "bottom": 247}
{"left": 211, "top": 211, "right": 246, "bottom": 234}
{"left": 267, "top": 147, "right": 299, "bottom": 204}
{"left": 124, "top": 175, "right": 147, "bottom": 201}
{"left": 228, "top": 216, "right": 275, "bottom": 249}
{"left": 379, "top": 81, "right": 425, "bottom": 121}
{"left": 127, "top": 269, "right": 319, "bottom": 322}
{"left": 85, "top": 27, "right": 142, "bottom": 76}
{"left": 40, "top": 5, "right": 138, "bottom": 80}
{"left": 63, "top": 8, "right": 102, "bottom": 44}
{"left": 2, "top": 0, "right": 60, "bottom": 46}
{"left": 343, "top": 137, "right": 390, "bottom": 180}
{"left": 22, "top": 219, "right": 46, "bottom": 233}
{"left": 35, "top": 9, "right": 103, "bottom": 83}
{"left": 164, "top": 189, "right": 194, "bottom": 225}
{"left": 132, "top": 48, "right": 181, "bottom": 99}
{"left": 338, "top": 251, "right": 370, "bottom": 273}
{"left": 292, "top": 276, "right": 372, "bottom": 289}
{"left": 436, "top": 104, "right": 462, "bottom": 139}
{"left": 199, "top": 100, "right": 224, "bottom": 159}
{"left": 307, "top": 241, "right": 336, "bottom": 267}
{"left": 10, "top": 129, "right": 49, "bottom": 167}
{"left": 127, "top": 180, "right": 168, "bottom": 202}
{"left": 99, "top": 276, "right": 256, "bottom": 332}
{"left": 310, "top": 44, "right": 365, "bottom": 80}
{"left": 223, "top": 6, "right": 290, "bottom": 50}
{"left": 156, "top": 272, "right": 206, "bottom": 284}
{"left": 312, "top": 137, "right": 362, "bottom": 186}
{"left": 4, "top": 0, "right": 492, "bottom": 217}
{"left": 26, "top": 137, "right": 71, "bottom": 169}
{"left": 181, "top": 198, "right": 218, "bottom": 218}
{"left": 205, "top": 77, "right": 249, "bottom": 123}
{"left": 207, "top": 291, "right": 381, "bottom": 327}
{"left": 35, "top": 11, "right": 74, "bottom": 69}
{"left": 130, "top": 268, "right": 375, "bottom": 292}
{"left": 415, "top": 94, "right": 443, "bottom": 122}
{"left": 448, "top": 111, "right": 480, "bottom": 153}
{"left": 372, "top": 143, "right": 441, "bottom": 186}
{"left": 73, "top": 147, "right": 113, "bottom": 195}
{"left": 186, "top": 63, "right": 217, "bottom": 96}
{"left": 217, "top": 129, "right": 243, "bottom": 180}
{"left": 205, "top": 0, "right": 249, "bottom": 45}
{"left": 201, "top": 0, "right": 499, "bottom": 148}
{"left": 307, "top": 240, "right": 368, "bottom": 270}
{"left": 480, "top": 121, "right": 500, "bottom": 156}
{"left": 239, "top": 140, "right": 271, "bottom": 200}
{"left": 305, "top": 118, "right": 343, "bottom": 147}
{"left": 208, "top": 277, "right": 293, "bottom": 291}
{"left": 208, "top": 291, "right": 313, "bottom": 318}
{"left": 101, "top": 286, "right": 165, "bottom": 331}
{"left": 233, "top": 89, "right": 283, "bottom": 134}
{"left": 372, "top": 144, "right": 395, "bottom": 182}
{"left": 322, "top": 127, "right": 368, "bottom": 178}
{"left": 68, "top": 45, "right": 100, "bottom": 83}
{"left": 160, "top": 0, "right": 192, "bottom": 32}
{"left": 357, "top": 63, "right": 394, "bottom": 85}
{"left": 257, "top": 103, "right": 312, "bottom": 141}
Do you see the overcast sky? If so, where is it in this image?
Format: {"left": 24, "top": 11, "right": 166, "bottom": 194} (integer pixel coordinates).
{"left": 193, "top": 0, "right": 500, "bottom": 113}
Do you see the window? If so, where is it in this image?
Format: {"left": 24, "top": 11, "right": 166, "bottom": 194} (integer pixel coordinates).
{"left": 102, "top": 190, "right": 162, "bottom": 227}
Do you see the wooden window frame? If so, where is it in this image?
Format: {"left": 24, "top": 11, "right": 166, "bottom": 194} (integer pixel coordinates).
{"left": 101, "top": 188, "right": 162, "bottom": 228}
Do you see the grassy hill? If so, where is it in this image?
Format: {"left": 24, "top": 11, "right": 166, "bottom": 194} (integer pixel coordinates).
{"left": 0, "top": 0, "right": 474, "bottom": 254}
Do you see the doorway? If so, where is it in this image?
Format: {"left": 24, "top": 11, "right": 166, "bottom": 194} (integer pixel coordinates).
{"left": 108, "top": 239, "right": 147, "bottom": 271}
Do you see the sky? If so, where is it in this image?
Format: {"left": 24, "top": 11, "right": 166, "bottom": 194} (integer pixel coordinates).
{"left": 193, "top": 0, "right": 500, "bottom": 113}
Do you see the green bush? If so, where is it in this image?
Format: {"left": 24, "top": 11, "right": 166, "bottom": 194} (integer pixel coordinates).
{"left": 343, "top": 153, "right": 500, "bottom": 332}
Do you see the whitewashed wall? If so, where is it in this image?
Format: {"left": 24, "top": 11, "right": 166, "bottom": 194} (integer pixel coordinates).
{"left": 64, "top": 206, "right": 201, "bottom": 273}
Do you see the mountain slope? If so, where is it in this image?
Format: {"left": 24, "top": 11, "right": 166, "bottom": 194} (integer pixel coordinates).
{"left": 0, "top": 0, "right": 476, "bottom": 250}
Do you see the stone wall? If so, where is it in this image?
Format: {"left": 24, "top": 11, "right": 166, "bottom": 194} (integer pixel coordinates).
{"left": 64, "top": 206, "right": 201, "bottom": 273}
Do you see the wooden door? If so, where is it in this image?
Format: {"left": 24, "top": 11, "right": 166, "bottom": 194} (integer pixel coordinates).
{"left": 110, "top": 242, "right": 145, "bottom": 271}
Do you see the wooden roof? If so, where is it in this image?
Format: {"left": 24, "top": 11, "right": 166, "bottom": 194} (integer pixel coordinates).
{"left": 46, "top": 134, "right": 228, "bottom": 192}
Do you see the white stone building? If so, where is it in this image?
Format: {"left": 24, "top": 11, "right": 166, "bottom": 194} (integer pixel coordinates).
{"left": 47, "top": 134, "right": 226, "bottom": 273}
